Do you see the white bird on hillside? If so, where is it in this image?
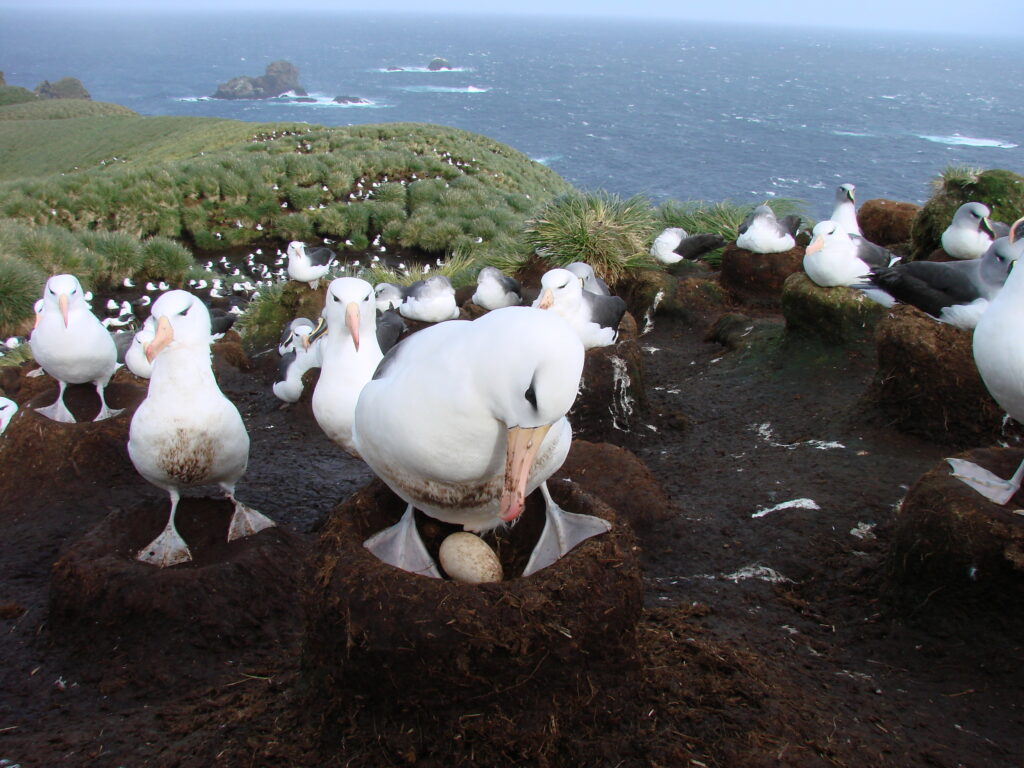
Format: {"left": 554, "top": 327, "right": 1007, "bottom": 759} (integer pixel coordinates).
{"left": 286, "top": 241, "right": 337, "bottom": 289}
{"left": 941, "top": 202, "right": 1004, "bottom": 260}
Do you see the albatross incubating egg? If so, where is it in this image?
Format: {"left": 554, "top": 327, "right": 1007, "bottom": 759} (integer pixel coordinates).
{"left": 533, "top": 268, "right": 626, "bottom": 349}
{"left": 355, "top": 306, "right": 610, "bottom": 579}
{"left": 941, "top": 202, "right": 1005, "bottom": 260}
{"left": 128, "top": 290, "right": 275, "bottom": 567}
{"left": 399, "top": 274, "right": 460, "bottom": 323}
{"left": 472, "top": 266, "right": 522, "bottom": 310}
{"left": 438, "top": 532, "right": 503, "bottom": 583}
{"left": 29, "top": 274, "right": 122, "bottom": 423}
{"left": 735, "top": 205, "right": 800, "bottom": 254}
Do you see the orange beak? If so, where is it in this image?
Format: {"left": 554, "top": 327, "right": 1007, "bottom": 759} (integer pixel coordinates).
{"left": 499, "top": 424, "right": 552, "bottom": 523}
{"left": 1011, "top": 216, "right": 1024, "bottom": 244}
{"left": 145, "top": 316, "right": 174, "bottom": 363}
{"left": 345, "top": 302, "right": 360, "bottom": 351}
{"left": 805, "top": 236, "right": 824, "bottom": 255}
{"left": 59, "top": 294, "right": 69, "bottom": 327}
{"left": 537, "top": 288, "right": 554, "bottom": 310}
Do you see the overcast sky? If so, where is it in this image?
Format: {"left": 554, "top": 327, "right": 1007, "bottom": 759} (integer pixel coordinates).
{"left": 2, "top": 0, "right": 1021, "bottom": 38}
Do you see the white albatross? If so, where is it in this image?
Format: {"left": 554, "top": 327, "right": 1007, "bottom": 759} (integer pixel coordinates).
{"left": 831, "top": 183, "right": 862, "bottom": 237}
{"left": 128, "top": 290, "right": 274, "bottom": 567}
{"left": 947, "top": 217, "right": 1024, "bottom": 503}
{"left": 532, "top": 267, "right": 626, "bottom": 349}
{"left": 29, "top": 274, "right": 122, "bottom": 423}
{"left": 310, "top": 277, "right": 384, "bottom": 456}
{"left": 286, "top": 241, "right": 337, "bottom": 290}
{"left": 472, "top": 266, "right": 522, "bottom": 310}
{"left": 941, "top": 202, "right": 1003, "bottom": 260}
{"left": 353, "top": 306, "right": 610, "bottom": 578}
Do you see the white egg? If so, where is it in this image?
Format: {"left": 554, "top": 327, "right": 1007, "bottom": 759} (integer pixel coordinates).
{"left": 438, "top": 532, "right": 503, "bottom": 584}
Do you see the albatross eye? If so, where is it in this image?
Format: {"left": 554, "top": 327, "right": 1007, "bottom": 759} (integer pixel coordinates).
{"left": 332, "top": 293, "right": 340, "bottom": 303}
{"left": 525, "top": 384, "right": 537, "bottom": 409}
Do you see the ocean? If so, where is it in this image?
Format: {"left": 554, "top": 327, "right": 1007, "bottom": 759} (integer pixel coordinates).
{"left": 2, "top": 9, "right": 1023, "bottom": 219}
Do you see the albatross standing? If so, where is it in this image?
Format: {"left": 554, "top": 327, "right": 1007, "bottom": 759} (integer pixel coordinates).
{"left": 29, "top": 274, "right": 122, "bottom": 423}
{"left": 128, "top": 290, "right": 274, "bottom": 567}
{"left": 286, "top": 241, "right": 337, "bottom": 290}
{"left": 948, "top": 219, "right": 1024, "bottom": 503}
{"left": 353, "top": 306, "right": 610, "bottom": 578}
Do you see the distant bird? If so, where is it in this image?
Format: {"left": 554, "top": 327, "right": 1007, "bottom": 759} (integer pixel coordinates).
{"left": 947, "top": 219, "right": 1024, "bottom": 503}
{"left": 399, "top": 275, "right": 460, "bottom": 323}
{"left": 209, "top": 307, "right": 237, "bottom": 338}
{"left": 650, "top": 226, "right": 727, "bottom": 264}
{"left": 831, "top": 183, "right": 862, "bottom": 236}
{"left": 803, "top": 221, "right": 897, "bottom": 288}
{"left": 374, "top": 282, "right": 406, "bottom": 312}
{"left": 273, "top": 318, "right": 324, "bottom": 404}
{"left": 311, "top": 278, "right": 385, "bottom": 456}
{"left": 472, "top": 266, "right": 522, "bottom": 310}
{"left": 29, "top": 274, "right": 122, "bottom": 423}
{"left": 736, "top": 205, "right": 801, "bottom": 254}
{"left": 354, "top": 306, "right": 609, "bottom": 578}
{"left": 862, "top": 236, "right": 1014, "bottom": 329}
{"left": 286, "top": 240, "right": 337, "bottom": 290}
{"left": 0, "top": 397, "right": 17, "bottom": 435}
{"left": 941, "top": 202, "right": 1006, "bottom": 260}
{"left": 128, "top": 290, "right": 274, "bottom": 567}
{"left": 564, "top": 261, "right": 611, "bottom": 295}
{"left": 532, "top": 268, "right": 626, "bottom": 349}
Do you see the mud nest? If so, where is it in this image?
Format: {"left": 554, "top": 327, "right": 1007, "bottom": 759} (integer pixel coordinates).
{"left": 571, "top": 337, "right": 648, "bottom": 444}
{"left": 49, "top": 498, "right": 307, "bottom": 689}
{"left": 719, "top": 243, "right": 805, "bottom": 308}
{"left": 781, "top": 272, "right": 885, "bottom": 345}
{"left": 301, "top": 478, "right": 643, "bottom": 766}
{"left": 887, "top": 448, "right": 1024, "bottom": 629}
{"left": 0, "top": 381, "right": 144, "bottom": 505}
{"left": 869, "top": 305, "right": 1012, "bottom": 447}
{"left": 858, "top": 198, "right": 920, "bottom": 249}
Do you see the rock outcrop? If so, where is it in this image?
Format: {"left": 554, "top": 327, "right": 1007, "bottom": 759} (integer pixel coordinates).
{"left": 427, "top": 57, "right": 452, "bottom": 71}
{"left": 212, "top": 60, "right": 306, "bottom": 100}
{"left": 34, "top": 77, "right": 90, "bottom": 100}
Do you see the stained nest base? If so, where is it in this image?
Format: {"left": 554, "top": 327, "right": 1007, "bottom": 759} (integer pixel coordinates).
{"left": 301, "top": 478, "right": 643, "bottom": 766}
{"left": 49, "top": 498, "right": 307, "bottom": 689}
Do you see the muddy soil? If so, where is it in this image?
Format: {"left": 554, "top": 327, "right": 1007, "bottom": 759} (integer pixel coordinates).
{"left": 1, "top": 297, "right": 1022, "bottom": 767}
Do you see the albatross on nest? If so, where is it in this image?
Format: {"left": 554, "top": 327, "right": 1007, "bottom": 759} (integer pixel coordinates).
{"left": 29, "top": 274, "right": 122, "bottom": 423}
{"left": 941, "top": 202, "right": 1005, "bottom": 260}
{"left": 472, "top": 266, "right": 522, "bottom": 310}
{"left": 354, "top": 306, "right": 610, "bottom": 578}
{"left": 532, "top": 268, "right": 626, "bottom": 349}
{"left": 831, "top": 183, "right": 862, "bottom": 236}
{"left": 128, "top": 290, "right": 274, "bottom": 567}
{"left": 735, "top": 206, "right": 801, "bottom": 254}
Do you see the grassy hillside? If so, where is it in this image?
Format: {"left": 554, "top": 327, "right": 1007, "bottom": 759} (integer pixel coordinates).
{"left": 0, "top": 99, "right": 136, "bottom": 123}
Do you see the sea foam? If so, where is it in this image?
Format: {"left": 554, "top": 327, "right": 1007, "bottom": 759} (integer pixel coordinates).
{"left": 918, "top": 134, "right": 1017, "bottom": 149}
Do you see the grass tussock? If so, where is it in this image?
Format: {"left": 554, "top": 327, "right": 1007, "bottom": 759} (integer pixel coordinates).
{"left": 0, "top": 254, "right": 45, "bottom": 338}
{"left": 525, "top": 192, "right": 658, "bottom": 285}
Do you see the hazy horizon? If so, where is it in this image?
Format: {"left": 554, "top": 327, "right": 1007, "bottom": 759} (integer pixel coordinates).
{"left": 1, "top": 0, "right": 1021, "bottom": 40}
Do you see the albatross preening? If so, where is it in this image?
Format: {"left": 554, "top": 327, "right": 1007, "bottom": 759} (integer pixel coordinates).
{"left": 29, "top": 274, "right": 122, "bottom": 423}
{"left": 354, "top": 306, "right": 610, "bottom": 579}
{"left": 128, "top": 290, "right": 274, "bottom": 567}
{"left": 947, "top": 218, "right": 1024, "bottom": 503}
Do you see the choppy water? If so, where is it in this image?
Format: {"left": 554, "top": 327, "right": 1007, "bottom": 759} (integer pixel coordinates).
{"left": 2, "top": 10, "right": 1023, "bottom": 217}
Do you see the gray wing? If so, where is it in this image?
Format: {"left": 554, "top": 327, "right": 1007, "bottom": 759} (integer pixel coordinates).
{"left": 676, "top": 233, "right": 726, "bottom": 261}
{"left": 404, "top": 279, "right": 428, "bottom": 299}
{"left": 779, "top": 215, "right": 802, "bottom": 237}
{"left": 306, "top": 246, "right": 337, "bottom": 267}
{"left": 867, "top": 261, "right": 982, "bottom": 316}
{"left": 582, "top": 292, "right": 627, "bottom": 331}
{"left": 376, "top": 309, "right": 406, "bottom": 354}
{"left": 991, "top": 219, "right": 1011, "bottom": 239}
{"left": 110, "top": 330, "right": 133, "bottom": 365}
{"left": 851, "top": 235, "right": 897, "bottom": 269}
{"left": 499, "top": 273, "right": 522, "bottom": 296}
{"left": 278, "top": 349, "right": 298, "bottom": 381}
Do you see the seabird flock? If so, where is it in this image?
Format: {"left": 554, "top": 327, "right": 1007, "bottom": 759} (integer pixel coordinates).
{"left": 8, "top": 194, "right": 1024, "bottom": 578}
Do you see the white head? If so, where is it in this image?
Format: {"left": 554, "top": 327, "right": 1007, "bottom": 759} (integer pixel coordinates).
{"left": 374, "top": 282, "right": 405, "bottom": 311}
{"left": 953, "top": 202, "right": 995, "bottom": 237}
{"left": 144, "top": 290, "right": 213, "bottom": 362}
{"left": 285, "top": 241, "right": 305, "bottom": 261}
{"left": 836, "top": 183, "right": 856, "bottom": 204}
{"left": 805, "top": 220, "right": 850, "bottom": 255}
{"left": 535, "top": 268, "right": 583, "bottom": 312}
{"left": 313, "top": 277, "right": 376, "bottom": 351}
{"left": 40, "top": 274, "right": 88, "bottom": 328}
{"left": 477, "top": 266, "right": 505, "bottom": 286}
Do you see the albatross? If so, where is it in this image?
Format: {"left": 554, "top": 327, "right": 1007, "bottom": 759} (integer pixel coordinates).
{"left": 29, "top": 274, "right": 122, "bottom": 423}
{"left": 128, "top": 290, "right": 274, "bottom": 567}
{"left": 472, "top": 266, "right": 522, "bottom": 310}
{"left": 651, "top": 227, "right": 727, "bottom": 264}
{"left": 735, "top": 206, "right": 801, "bottom": 254}
{"left": 353, "top": 306, "right": 610, "bottom": 578}
{"left": 831, "top": 183, "right": 862, "bottom": 236}
{"left": 286, "top": 241, "right": 337, "bottom": 290}
{"left": 532, "top": 267, "right": 626, "bottom": 349}
{"left": 399, "top": 274, "right": 460, "bottom": 323}
{"left": 940, "top": 202, "right": 1004, "bottom": 260}
{"left": 803, "top": 220, "right": 896, "bottom": 288}
{"left": 948, "top": 218, "right": 1024, "bottom": 503}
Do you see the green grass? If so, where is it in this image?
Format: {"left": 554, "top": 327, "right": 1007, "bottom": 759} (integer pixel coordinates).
{"left": 524, "top": 192, "right": 658, "bottom": 286}
{"left": 0, "top": 99, "right": 135, "bottom": 121}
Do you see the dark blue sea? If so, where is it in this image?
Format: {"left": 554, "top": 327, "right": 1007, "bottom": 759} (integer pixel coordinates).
{"left": 2, "top": 9, "right": 1023, "bottom": 218}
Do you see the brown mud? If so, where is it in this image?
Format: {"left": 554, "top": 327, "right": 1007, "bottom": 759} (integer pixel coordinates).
{"left": 1, "top": 294, "right": 1022, "bottom": 766}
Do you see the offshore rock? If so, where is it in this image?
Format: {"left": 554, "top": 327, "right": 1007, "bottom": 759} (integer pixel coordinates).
{"left": 212, "top": 60, "right": 306, "bottom": 100}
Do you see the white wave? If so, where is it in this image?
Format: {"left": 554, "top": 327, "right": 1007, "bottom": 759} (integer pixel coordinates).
{"left": 175, "top": 93, "right": 386, "bottom": 108}
{"left": 918, "top": 133, "right": 1018, "bottom": 149}
{"left": 398, "top": 85, "right": 489, "bottom": 94}
{"left": 832, "top": 130, "right": 874, "bottom": 138}
{"left": 374, "top": 66, "right": 472, "bottom": 73}
{"left": 531, "top": 154, "right": 563, "bottom": 166}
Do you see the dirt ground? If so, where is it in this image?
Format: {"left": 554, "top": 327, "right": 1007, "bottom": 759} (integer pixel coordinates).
{"left": 1, "top": 284, "right": 1022, "bottom": 767}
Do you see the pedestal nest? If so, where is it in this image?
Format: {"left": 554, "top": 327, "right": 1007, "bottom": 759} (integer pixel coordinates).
{"left": 781, "top": 272, "right": 885, "bottom": 345}
{"left": 719, "top": 242, "right": 805, "bottom": 308}
{"left": 301, "top": 478, "right": 643, "bottom": 767}
{"left": 49, "top": 498, "right": 307, "bottom": 690}
{"left": 0, "top": 381, "right": 144, "bottom": 506}
{"left": 869, "top": 304, "right": 1012, "bottom": 447}
{"left": 887, "top": 447, "right": 1024, "bottom": 631}
{"left": 570, "top": 337, "right": 648, "bottom": 444}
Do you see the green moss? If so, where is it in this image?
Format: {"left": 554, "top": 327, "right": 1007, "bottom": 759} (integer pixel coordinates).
{"left": 781, "top": 272, "right": 885, "bottom": 345}
{"left": 910, "top": 167, "right": 1024, "bottom": 260}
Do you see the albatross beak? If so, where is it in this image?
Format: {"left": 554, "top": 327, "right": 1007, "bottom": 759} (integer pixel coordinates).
{"left": 145, "top": 316, "right": 174, "bottom": 362}
{"left": 1010, "top": 216, "right": 1024, "bottom": 244}
{"left": 500, "top": 424, "right": 553, "bottom": 523}
{"left": 981, "top": 217, "right": 995, "bottom": 239}
{"left": 805, "top": 236, "right": 824, "bottom": 255}
{"left": 345, "top": 302, "right": 360, "bottom": 350}
{"left": 538, "top": 288, "right": 554, "bottom": 310}
{"left": 59, "top": 294, "right": 69, "bottom": 327}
